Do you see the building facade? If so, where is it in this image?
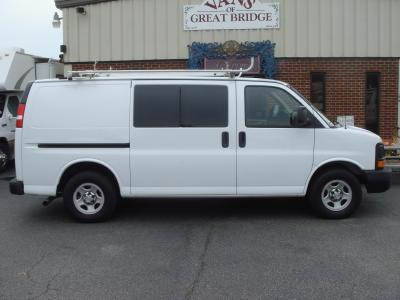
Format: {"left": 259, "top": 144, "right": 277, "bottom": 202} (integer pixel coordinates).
{"left": 55, "top": 0, "right": 400, "bottom": 142}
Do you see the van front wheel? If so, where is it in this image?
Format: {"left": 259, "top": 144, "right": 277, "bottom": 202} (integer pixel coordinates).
{"left": 308, "top": 169, "right": 362, "bottom": 219}
{"left": 64, "top": 171, "right": 118, "bottom": 222}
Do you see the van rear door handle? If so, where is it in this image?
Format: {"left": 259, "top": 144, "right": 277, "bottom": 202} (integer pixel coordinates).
{"left": 1, "top": 124, "right": 6, "bottom": 127}
{"left": 221, "top": 131, "right": 229, "bottom": 148}
{"left": 239, "top": 132, "right": 246, "bottom": 148}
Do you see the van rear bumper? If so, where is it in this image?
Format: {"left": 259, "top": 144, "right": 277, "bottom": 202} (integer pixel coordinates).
{"left": 363, "top": 168, "right": 391, "bottom": 193}
{"left": 9, "top": 179, "right": 24, "bottom": 195}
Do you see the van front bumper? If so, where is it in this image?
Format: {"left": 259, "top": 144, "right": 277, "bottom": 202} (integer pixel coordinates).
{"left": 363, "top": 168, "right": 391, "bottom": 193}
{"left": 9, "top": 179, "right": 24, "bottom": 195}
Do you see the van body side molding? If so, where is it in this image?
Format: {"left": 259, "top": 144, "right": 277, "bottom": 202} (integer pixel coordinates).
{"left": 38, "top": 143, "right": 130, "bottom": 148}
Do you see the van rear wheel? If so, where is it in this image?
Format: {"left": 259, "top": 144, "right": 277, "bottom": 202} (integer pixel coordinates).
{"left": 308, "top": 169, "right": 362, "bottom": 219}
{"left": 64, "top": 171, "right": 118, "bottom": 222}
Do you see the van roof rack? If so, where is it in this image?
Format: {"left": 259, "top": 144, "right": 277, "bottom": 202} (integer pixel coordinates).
{"left": 67, "top": 57, "right": 255, "bottom": 80}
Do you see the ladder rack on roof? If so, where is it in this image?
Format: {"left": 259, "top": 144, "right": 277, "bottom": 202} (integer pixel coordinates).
{"left": 67, "top": 57, "right": 255, "bottom": 80}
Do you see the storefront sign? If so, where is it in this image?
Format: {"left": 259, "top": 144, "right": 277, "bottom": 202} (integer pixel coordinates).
{"left": 204, "top": 56, "right": 261, "bottom": 74}
{"left": 337, "top": 116, "right": 355, "bottom": 127}
{"left": 184, "top": 0, "right": 279, "bottom": 31}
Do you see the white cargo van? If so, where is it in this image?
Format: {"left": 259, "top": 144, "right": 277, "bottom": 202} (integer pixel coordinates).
{"left": 9, "top": 69, "right": 391, "bottom": 222}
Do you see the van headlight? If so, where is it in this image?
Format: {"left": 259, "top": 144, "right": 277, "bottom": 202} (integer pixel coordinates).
{"left": 375, "top": 143, "right": 385, "bottom": 170}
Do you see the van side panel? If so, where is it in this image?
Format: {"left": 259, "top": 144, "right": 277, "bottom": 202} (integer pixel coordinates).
{"left": 21, "top": 81, "right": 131, "bottom": 196}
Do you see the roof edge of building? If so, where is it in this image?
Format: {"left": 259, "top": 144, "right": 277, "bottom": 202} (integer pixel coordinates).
{"left": 55, "top": 0, "right": 117, "bottom": 9}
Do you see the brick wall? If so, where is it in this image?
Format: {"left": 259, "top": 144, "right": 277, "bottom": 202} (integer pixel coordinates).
{"left": 71, "top": 60, "right": 187, "bottom": 71}
{"left": 276, "top": 58, "right": 399, "bottom": 143}
{"left": 71, "top": 58, "right": 399, "bottom": 142}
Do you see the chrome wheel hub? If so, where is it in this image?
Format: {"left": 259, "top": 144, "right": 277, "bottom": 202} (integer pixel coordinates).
{"left": 330, "top": 188, "right": 343, "bottom": 201}
{"left": 321, "top": 180, "right": 352, "bottom": 212}
{"left": 73, "top": 183, "right": 105, "bottom": 215}
{"left": 82, "top": 192, "right": 97, "bottom": 205}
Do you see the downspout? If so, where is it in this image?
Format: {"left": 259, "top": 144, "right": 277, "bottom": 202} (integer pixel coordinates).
{"left": 398, "top": 59, "right": 400, "bottom": 143}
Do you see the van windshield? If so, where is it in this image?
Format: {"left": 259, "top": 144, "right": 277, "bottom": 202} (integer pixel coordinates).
{"left": 288, "top": 85, "right": 336, "bottom": 128}
{"left": 0, "top": 94, "right": 6, "bottom": 118}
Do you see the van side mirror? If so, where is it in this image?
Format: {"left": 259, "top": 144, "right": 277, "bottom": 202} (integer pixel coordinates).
{"left": 290, "top": 106, "right": 311, "bottom": 128}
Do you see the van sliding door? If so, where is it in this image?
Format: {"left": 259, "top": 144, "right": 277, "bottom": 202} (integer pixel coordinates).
{"left": 130, "top": 81, "right": 237, "bottom": 196}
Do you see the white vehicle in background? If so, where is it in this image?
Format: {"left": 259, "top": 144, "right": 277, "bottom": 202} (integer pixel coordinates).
{"left": 0, "top": 48, "right": 63, "bottom": 172}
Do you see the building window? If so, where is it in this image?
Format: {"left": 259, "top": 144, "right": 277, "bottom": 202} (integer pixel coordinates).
{"left": 310, "top": 73, "right": 326, "bottom": 112}
{"left": 365, "top": 73, "right": 380, "bottom": 134}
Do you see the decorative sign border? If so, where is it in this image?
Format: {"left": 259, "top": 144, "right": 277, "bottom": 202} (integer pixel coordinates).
{"left": 188, "top": 40, "right": 277, "bottom": 79}
{"left": 184, "top": 1, "right": 279, "bottom": 31}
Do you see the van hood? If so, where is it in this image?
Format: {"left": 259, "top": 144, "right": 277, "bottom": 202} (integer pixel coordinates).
{"left": 344, "top": 126, "right": 382, "bottom": 142}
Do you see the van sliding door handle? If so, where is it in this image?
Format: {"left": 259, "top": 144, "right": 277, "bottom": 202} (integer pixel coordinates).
{"left": 221, "top": 132, "right": 229, "bottom": 148}
{"left": 239, "top": 132, "right": 246, "bottom": 148}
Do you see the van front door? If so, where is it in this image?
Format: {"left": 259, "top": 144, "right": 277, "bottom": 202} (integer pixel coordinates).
{"left": 130, "top": 81, "right": 237, "bottom": 196}
{"left": 236, "top": 82, "right": 315, "bottom": 196}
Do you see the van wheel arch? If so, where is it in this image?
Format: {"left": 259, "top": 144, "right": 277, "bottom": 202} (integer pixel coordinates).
{"left": 307, "top": 161, "right": 365, "bottom": 195}
{"left": 57, "top": 162, "right": 121, "bottom": 197}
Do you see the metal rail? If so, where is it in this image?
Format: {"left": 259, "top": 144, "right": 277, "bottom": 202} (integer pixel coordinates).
{"left": 67, "top": 57, "right": 255, "bottom": 80}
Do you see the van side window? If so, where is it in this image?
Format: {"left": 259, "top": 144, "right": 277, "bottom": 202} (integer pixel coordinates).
{"left": 134, "top": 85, "right": 180, "bottom": 127}
{"left": 181, "top": 86, "right": 227, "bottom": 127}
{"left": 134, "top": 85, "right": 228, "bottom": 127}
{"left": 7, "top": 96, "right": 20, "bottom": 117}
{"left": 245, "top": 86, "right": 302, "bottom": 128}
{"left": 0, "top": 95, "right": 5, "bottom": 118}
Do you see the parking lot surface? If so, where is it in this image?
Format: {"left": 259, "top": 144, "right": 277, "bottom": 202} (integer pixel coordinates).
{"left": 0, "top": 167, "right": 399, "bottom": 299}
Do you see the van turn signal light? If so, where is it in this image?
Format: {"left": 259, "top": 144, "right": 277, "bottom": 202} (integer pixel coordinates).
{"left": 376, "top": 160, "right": 385, "bottom": 170}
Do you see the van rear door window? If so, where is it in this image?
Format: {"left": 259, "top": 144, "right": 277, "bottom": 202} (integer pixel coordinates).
{"left": 134, "top": 85, "right": 228, "bottom": 127}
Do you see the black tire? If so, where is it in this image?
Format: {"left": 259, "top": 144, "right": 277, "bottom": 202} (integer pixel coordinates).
{"left": 63, "top": 171, "right": 118, "bottom": 222}
{"left": 0, "top": 144, "right": 9, "bottom": 173}
{"left": 308, "top": 168, "right": 362, "bottom": 219}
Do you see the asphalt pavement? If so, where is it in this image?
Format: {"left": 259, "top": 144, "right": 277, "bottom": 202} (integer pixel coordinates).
{"left": 0, "top": 166, "right": 400, "bottom": 299}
